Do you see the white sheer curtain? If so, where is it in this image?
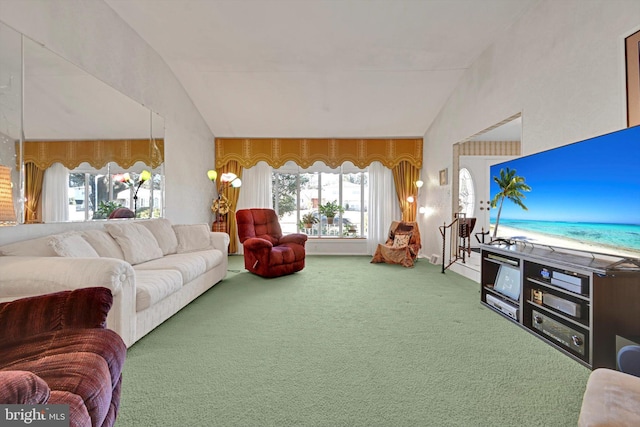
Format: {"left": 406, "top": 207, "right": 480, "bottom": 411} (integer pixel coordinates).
{"left": 367, "top": 161, "right": 400, "bottom": 254}
{"left": 42, "top": 162, "right": 69, "bottom": 223}
{"left": 235, "top": 161, "right": 273, "bottom": 254}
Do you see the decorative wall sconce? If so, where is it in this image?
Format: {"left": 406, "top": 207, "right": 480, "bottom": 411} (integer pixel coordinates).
{"left": 414, "top": 179, "right": 428, "bottom": 215}
{"left": 0, "top": 165, "right": 17, "bottom": 225}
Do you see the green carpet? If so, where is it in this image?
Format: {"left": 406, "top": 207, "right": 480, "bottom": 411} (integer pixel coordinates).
{"left": 117, "top": 256, "right": 590, "bottom": 427}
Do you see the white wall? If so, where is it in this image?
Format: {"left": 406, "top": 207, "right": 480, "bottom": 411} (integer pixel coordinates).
{"left": 0, "top": 0, "right": 215, "bottom": 244}
{"left": 419, "top": 0, "right": 640, "bottom": 257}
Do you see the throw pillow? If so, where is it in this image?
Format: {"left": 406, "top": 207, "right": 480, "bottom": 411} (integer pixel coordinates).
{"left": 173, "top": 224, "right": 211, "bottom": 253}
{"left": 81, "top": 230, "right": 125, "bottom": 260}
{"left": 392, "top": 232, "right": 411, "bottom": 248}
{"left": 105, "top": 222, "right": 163, "bottom": 265}
{"left": 139, "top": 218, "right": 179, "bottom": 255}
{"left": 48, "top": 232, "right": 100, "bottom": 258}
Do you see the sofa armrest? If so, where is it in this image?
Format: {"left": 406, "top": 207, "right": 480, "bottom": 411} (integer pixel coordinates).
{"left": 0, "top": 371, "right": 50, "bottom": 405}
{"left": 0, "top": 257, "right": 136, "bottom": 347}
{"left": 0, "top": 287, "right": 112, "bottom": 343}
{"left": 279, "top": 233, "right": 308, "bottom": 246}
{"left": 210, "top": 231, "right": 230, "bottom": 253}
{"left": 578, "top": 368, "right": 640, "bottom": 426}
{"left": 242, "top": 237, "right": 274, "bottom": 251}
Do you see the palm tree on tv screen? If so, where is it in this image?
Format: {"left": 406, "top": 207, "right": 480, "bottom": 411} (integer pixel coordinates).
{"left": 490, "top": 167, "right": 531, "bottom": 238}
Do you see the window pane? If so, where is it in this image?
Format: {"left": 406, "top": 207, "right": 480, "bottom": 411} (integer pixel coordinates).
{"left": 68, "top": 173, "right": 86, "bottom": 221}
{"left": 273, "top": 166, "right": 368, "bottom": 238}
{"left": 66, "top": 162, "right": 162, "bottom": 220}
{"left": 342, "top": 172, "right": 367, "bottom": 237}
{"left": 88, "top": 173, "right": 108, "bottom": 220}
{"left": 274, "top": 172, "right": 299, "bottom": 234}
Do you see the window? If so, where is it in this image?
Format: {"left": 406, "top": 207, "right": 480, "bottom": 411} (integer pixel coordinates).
{"left": 67, "top": 161, "right": 163, "bottom": 220}
{"left": 459, "top": 167, "right": 475, "bottom": 217}
{"left": 272, "top": 162, "right": 368, "bottom": 238}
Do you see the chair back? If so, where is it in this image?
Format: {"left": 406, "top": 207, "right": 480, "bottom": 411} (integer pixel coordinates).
{"left": 618, "top": 345, "right": 640, "bottom": 377}
{"left": 236, "top": 208, "right": 283, "bottom": 244}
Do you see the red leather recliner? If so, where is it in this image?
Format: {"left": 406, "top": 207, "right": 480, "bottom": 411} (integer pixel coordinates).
{"left": 236, "top": 208, "right": 308, "bottom": 278}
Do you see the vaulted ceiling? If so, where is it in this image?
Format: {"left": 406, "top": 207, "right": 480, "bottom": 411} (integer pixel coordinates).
{"left": 106, "top": 0, "right": 535, "bottom": 138}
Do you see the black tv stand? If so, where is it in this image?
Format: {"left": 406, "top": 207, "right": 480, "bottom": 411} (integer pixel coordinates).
{"left": 480, "top": 243, "right": 640, "bottom": 369}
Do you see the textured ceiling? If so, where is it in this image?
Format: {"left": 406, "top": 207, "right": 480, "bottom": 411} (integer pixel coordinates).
{"left": 106, "top": 0, "right": 535, "bottom": 138}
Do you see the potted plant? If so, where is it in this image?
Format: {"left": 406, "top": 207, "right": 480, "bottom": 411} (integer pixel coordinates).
{"left": 300, "top": 212, "right": 318, "bottom": 229}
{"left": 319, "top": 200, "right": 345, "bottom": 225}
{"left": 92, "top": 200, "right": 124, "bottom": 219}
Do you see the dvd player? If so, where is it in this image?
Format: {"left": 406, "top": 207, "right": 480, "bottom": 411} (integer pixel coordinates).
{"left": 486, "top": 294, "right": 519, "bottom": 321}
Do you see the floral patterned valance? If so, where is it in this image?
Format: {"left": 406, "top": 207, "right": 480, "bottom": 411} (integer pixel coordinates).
{"left": 20, "top": 139, "right": 164, "bottom": 170}
{"left": 215, "top": 138, "right": 423, "bottom": 169}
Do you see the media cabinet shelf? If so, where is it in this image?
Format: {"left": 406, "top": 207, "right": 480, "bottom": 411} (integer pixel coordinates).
{"left": 480, "top": 243, "right": 640, "bottom": 369}
{"left": 524, "top": 300, "right": 590, "bottom": 330}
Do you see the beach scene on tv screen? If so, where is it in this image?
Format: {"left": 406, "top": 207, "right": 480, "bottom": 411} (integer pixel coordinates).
{"left": 489, "top": 125, "right": 640, "bottom": 260}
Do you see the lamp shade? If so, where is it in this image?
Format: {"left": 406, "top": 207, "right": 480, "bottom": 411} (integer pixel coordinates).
{"left": 0, "top": 165, "right": 17, "bottom": 224}
{"left": 207, "top": 170, "right": 217, "bottom": 181}
{"left": 220, "top": 172, "right": 237, "bottom": 182}
{"left": 140, "top": 170, "right": 152, "bottom": 182}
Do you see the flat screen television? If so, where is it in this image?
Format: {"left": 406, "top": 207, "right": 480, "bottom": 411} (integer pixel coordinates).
{"left": 489, "top": 125, "right": 640, "bottom": 260}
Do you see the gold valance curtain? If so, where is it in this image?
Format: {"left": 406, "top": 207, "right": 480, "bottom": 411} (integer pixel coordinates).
{"left": 21, "top": 139, "right": 165, "bottom": 170}
{"left": 215, "top": 138, "right": 423, "bottom": 169}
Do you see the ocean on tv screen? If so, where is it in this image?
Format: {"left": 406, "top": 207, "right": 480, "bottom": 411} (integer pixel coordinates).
{"left": 490, "top": 125, "right": 640, "bottom": 259}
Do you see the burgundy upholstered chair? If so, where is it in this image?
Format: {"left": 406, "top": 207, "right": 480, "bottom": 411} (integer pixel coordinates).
{"left": 236, "top": 208, "right": 308, "bottom": 278}
{"left": 0, "top": 287, "right": 126, "bottom": 427}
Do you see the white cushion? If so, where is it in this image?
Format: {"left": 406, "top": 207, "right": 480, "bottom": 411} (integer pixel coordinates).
{"left": 139, "top": 218, "right": 178, "bottom": 255}
{"left": 81, "top": 229, "right": 125, "bottom": 259}
{"left": 0, "top": 236, "right": 58, "bottom": 257}
{"left": 48, "top": 232, "right": 100, "bottom": 258}
{"left": 134, "top": 269, "right": 183, "bottom": 312}
{"left": 105, "top": 222, "right": 163, "bottom": 265}
{"left": 173, "top": 224, "right": 211, "bottom": 253}
{"left": 192, "top": 249, "right": 225, "bottom": 271}
{"left": 134, "top": 253, "right": 208, "bottom": 284}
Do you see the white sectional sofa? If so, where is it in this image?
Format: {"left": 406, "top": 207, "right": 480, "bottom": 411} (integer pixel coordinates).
{"left": 0, "top": 219, "right": 229, "bottom": 347}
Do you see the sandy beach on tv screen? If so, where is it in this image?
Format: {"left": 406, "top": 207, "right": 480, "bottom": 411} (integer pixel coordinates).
{"left": 493, "top": 225, "right": 640, "bottom": 261}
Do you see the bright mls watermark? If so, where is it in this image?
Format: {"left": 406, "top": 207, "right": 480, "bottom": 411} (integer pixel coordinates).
{"left": 0, "top": 405, "right": 68, "bottom": 426}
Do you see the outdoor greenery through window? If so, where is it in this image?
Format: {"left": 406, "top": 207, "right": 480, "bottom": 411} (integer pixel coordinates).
{"left": 272, "top": 163, "right": 368, "bottom": 238}
{"left": 68, "top": 162, "right": 163, "bottom": 221}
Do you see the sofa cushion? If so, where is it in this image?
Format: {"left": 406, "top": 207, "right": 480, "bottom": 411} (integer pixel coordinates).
{"left": 133, "top": 253, "right": 208, "bottom": 284}
{"left": 81, "top": 230, "right": 125, "bottom": 260}
{"left": 134, "top": 270, "right": 183, "bottom": 312}
{"left": 48, "top": 233, "right": 100, "bottom": 258}
{"left": 0, "top": 236, "right": 58, "bottom": 257}
{"left": 173, "top": 224, "right": 211, "bottom": 253}
{"left": 105, "top": 222, "right": 163, "bottom": 265}
{"left": 192, "top": 249, "right": 225, "bottom": 271}
{"left": 140, "top": 219, "right": 179, "bottom": 256}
